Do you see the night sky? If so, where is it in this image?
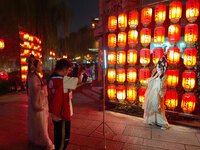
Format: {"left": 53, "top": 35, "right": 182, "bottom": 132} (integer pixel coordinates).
{"left": 68, "top": 0, "right": 99, "bottom": 33}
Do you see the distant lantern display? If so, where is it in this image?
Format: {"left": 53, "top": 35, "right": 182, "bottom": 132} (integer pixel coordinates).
{"left": 108, "top": 52, "right": 116, "bottom": 65}
{"left": 165, "top": 90, "right": 178, "bottom": 110}
{"left": 155, "top": 5, "right": 166, "bottom": 25}
{"left": 117, "top": 86, "right": 126, "bottom": 100}
{"left": 167, "top": 47, "right": 180, "bottom": 65}
{"left": 141, "top": 7, "right": 152, "bottom": 27}
{"left": 108, "top": 34, "right": 116, "bottom": 49}
{"left": 128, "top": 30, "right": 138, "bottom": 47}
{"left": 154, "top": 27, "right": 165, "bottom": 44}
{"left": 139, "top": 68, "right": 150, "bottom": 86}
{"left": 118, "top": 13, "right": 127, "bottom": 31}
{"left": 107, "top": 69, "right": 116, "bottom": 83}
{"left": 107, "top": 85, "right": 116, "bottom": 100}
{"left": 181, "top": 93, "right": 196, "bottom": 113}
{"left": 166, "top": 70, "right": 179, "bottom": 87}
{"left": 118, "top": 32, "right": 127, "bottom": 49}
{"left": 117, "top": 68, "right": 126, "bottom": 83}
{"left": 140, "top": 48, "right": 150, "bottom": 66}
{"left": 108, "top": 16, "right": 117, "bottom": 32}
{"left": 128, "top": 10, "right": 139, "bottom": 29}
{"left": 153, "top": 48, "right": 164, "bottom": 65}
{"left": 127, "top": 68, "right": 137, "bottom": 83}
{"left": 127, "top": 86, "right": 137, "bottom": 102}
{"left": 169, "top": 1, "right": 182, "bottom": 23}
{"left": 117, "top": 51, "right": 126, "bottom": 65}
{"left": 140, "top": 28, "right": 151, "bottom": 47}
{"left": 184, "top": 48, "right": 197, "bottom": 69}
{"left": 127, "top": 49, "right": 137, "bottom": 65}
{"left": 168, "top": 25, "right": 181, "bottom": 44}
{"left": 184, "top": 24, "right": 198, "bottom": 46}
{"left": 186, "top": 0, "right": 199, "bottom": 23}
{"left": 0, "top": 39, "right": 5, "bottom": 49}
{"left": 139, "top": 88, "right": 147, "bottom": 104}
{"left": 182, "top": 71, "right": 196, "bottom": 91}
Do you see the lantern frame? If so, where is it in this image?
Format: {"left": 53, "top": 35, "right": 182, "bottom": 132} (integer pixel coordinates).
{"left": 140, "top": 28, "right": 151, "bottom": 47}
{"left": 117, "top": 86, "right": 126, "bottom": 101}
{"left": 186, "top": 0, "right": 199, "bottom": 23}
{"left": 184, "top": 24, "right": 198, "bottom": 46}
{"left": 165, "top": 90, "right": 178, "bottom": 110}
{"left": 169, "top": 1, "right": 182, "bottom": 23}
{"left": 108, "top": 16, "right": 117, "bottom": 32}
{"left": 155, "top": 5, "right": 166, "bottom": 25}
{"left": 141, "top": 7, "right": 152, "bottom": 27}
{"left": 181, "top": 93, "right": 196, "bottom": 113}
{"left": 140, "top": 48, "right": 150, "bottom": 66}
{"left": 154, "top": 26, "right": 165, "bottom": 44}
{"left": 182, "top": 71, "right": 196, "bottom": 91}
{"left": 127, "top": 49, "right": 137, "bottom": 66}
{"left": 127, "top": 86, "right": 137, "bottom": 102}
{"left": 128, "top": 10, "right": 139, "bottom": 29}
{"left": 183, "top": 48, "right": 197, "bottom": 69}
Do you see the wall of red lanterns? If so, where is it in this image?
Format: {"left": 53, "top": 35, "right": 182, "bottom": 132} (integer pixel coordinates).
{"left": 106, "top": 0, "right": 199, "bottom": 114}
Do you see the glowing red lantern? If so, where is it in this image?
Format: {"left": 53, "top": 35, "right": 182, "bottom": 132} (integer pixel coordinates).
{"left": 127, "top": 49, "right": 137, "bottom": 65}
{"left": 140, "top": 28, "right": 151, "bottom": 47}
{"left": 184, "top": 24, "right": 198, "bottom": 46}
{"left": 21, "top": 74, "right": 27, "bottom": 82}
{"left": 107, "top": 85, "right": 116, "bottom": 100}
{"left": 117, "top": 86, "right": 126, "bottom": 100}
{"left": 117, "top": 51, "right": 126, "bottom": 65}
{"left": 117, "top": 68, "right": 126, "bottom": 83}
{"left": 169, "top": 1, "right": 182, "bottom": 23}
{"left": 153, "top": 48, "right": 164, "bottom": 64}
{"left": 118, "top": 32, "right": 127, "bottom": 49}
{"left": 182, "top": 71, "right": 196, "bottom": 91}
{"left": 165, "top": 90, "right": 178, "bottom": 110}
{"left": 127, "top": 86, "right": 137, "bottom": 102}
{"left": 186, "top": 0, "right": 199, "bottom": 23}
{"left": 127, "top": 68, "right": 137, "bottom": 83}
{"left": 38, "top": 72, "right": 43, "bottom": 78}
{"left": 0, "top": 39, "right": 5, "bottom": 49}
{"left": 20, "top": 57, "right": 27, "bottom": 65}
{"left": 181, "top": 93, "right": 196, "bottom": 113}
{"left": 21, "top": 66, "right": 28, "bottom": 73}
{"left": 118, "top": 13, "right": 127, "bottom": 31}
{"left": 168, "top": 25, "right": 181, "bottom": 44}
{"left": 92, "top": 23, "right": 95, "bottom": 29}
{"left": 184, "top": 48, "right": 197, "bottom": 69}
{"left": 166, "top": 70, "right": 179, "bottom": 87}
{"left": 155, "top": 5, "right": 166, "bottom": 25}
{"left": 141, "top": 7, "right": 152, "bottom": 27}
{"left": 108, "top": 52, "right": 116, "bottom": 65}
{"left": 108, "top": 34, "right": 116, "bottom": 49}
{"left": 154, "top": 27, "right": 165, "bottom": 44}
{"left": 139, "top": 88, "right": 147, "bottom": 104}
{"left": 107, "top": 69, "right": 116, "bottom": 83}
{"left": 167, "top": 47, "right": 180, "bottom": 64}
{"left": 139, "top": 68, "right": 150, "bottom": 86}
{"left": 140, "top": 48, "right": 150, "bottom": 66}
{"left": 108, "top": 16, "right": 117, "bottom": 32}
{"left": 128, "top": 30, "right": 138, "bottom": 47}
{"left": 128, "top": 10, "right": 139, "bottom": 29}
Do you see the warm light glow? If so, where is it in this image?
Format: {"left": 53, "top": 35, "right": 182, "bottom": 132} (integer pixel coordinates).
{"left": 20, "top": 58, "right": 27, "bottom": 65}
{"left": 38, "top": 72, "right": 43, "bottom": 78}
{"left": 127, "top": 49, "right": 137, "bottom": 65}
{"left": 118, "top": 13, "right": 127, "bottom": 31}
{"left": 92, "top": 23, "right": 95, "bottom": 29}
{"left": 128, "top": 30, "right": 138, "bottom": 47}
{"left": 154, "top": 27, "right": 165, "bottom": 43}
{"left": 117, "top": 51, "right": 126, "bottom": 65}
{"left": 139, "top": 88, "right": 147, "bottom": 104}
{"left": 169, "top": 1, "right": 182, "bottom": 23}
{"left": 186, "top": 0, "right": 199, "bottom": 23}
{"left": 108, "top": 34, "right": 117, "bottom": 49}
{"left": 182, "top": 71, "right": 196, "bottom": 91}
{"left": 167, "top": 47, "right": 180, "bottom": 64}
{"left": 181, "top": 93, "right": 196, "bottom": 113}
{"left": 168, "top": 25, "right": 181, "bottom": 44}
{"left": 165, "top": 90, "right": 178, "bottom": 110}
{"left": 127, "top": 68, "right": 137, "bottom": 83}
{"left": 155, "top": 5, "right": 166, "bottom": 25}
{"left": 108, "top": 16, "right": 117, "bottom": 32}
{"left": 184, "top": 24, "right": 198, "bottom": 46}
{"left": 108, "top": 52, "right": 116, "bottom": 65}
{"left": 128, "top": 10, "right": 139, "bottom": 29}
{"left": 140, "top": 28, "right": 151, "bottom": 47}
{"left": 50, "top": 50, "right": 55, "bottom": 56}
{"left": 127, "top": 86, "right": 137, "bottom": 102}
{"left": 139, "top": 68, "right": 150, "bottom": 86}
{"left": 141, "top": 7, "right": 152, "bottom": 27}
{"left": 117, "top": 86, "right": 126, "bottom": 100}
{"left": 21, "top": 66, "right": 28, "bottom": 72}
{"left": 107, "top": 85, "right": 116, "bottom": 100}
{"left": 117, "top": 68, "right": 126, "bottom": 83}
{"left": 108, "top": 69, "right": 116, "bottom": 82}
{"left": 0, "top": 39, "right": 5, "bottom": 49}
{"left": 63, "top": 55, "right": 68, "bottom": 59}
{"left": 184, "top": 48, "right": 197, "bottom": 68}
{"left": 166, "top": 70, "right": 179, "bottom": 87}
{"left": 153, "top": 48, "right": 164, "bottom": 64}
{"left": 140, "top": 48, "right": 150, "bottom": 66}
{"left": 21, "top": 74, "right": 27, "bottom": 82}
{"left": 118, "top": 32, "right": 127, "bottom": 49}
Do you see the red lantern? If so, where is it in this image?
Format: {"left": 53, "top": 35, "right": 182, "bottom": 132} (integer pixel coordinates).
{"left": 38, "top": 72, "right": 43, "bottom": 78}
{"left": 108, "top": 52, "right": 116, "bottom": 65}
{"left": 182, "top": 71, "right": 196, "bottom": 91}
{"left": 166, "top": 70, "right": 179, "bottom": 87}
{"left": 21, "top": 74, "right": 27, "bottom": 82}
{"left": 186, "top": 0, "right": 199, "bottom": 23}
{"left": 154, "top": 27, "right": 165, "bottom": 44}
{"left": 140, "top": 28, "right": 151, "bottom": 47}
{"left": 107, "top": 69, "right": 116, "bottom": 83}
{"left": 139, "top": 88, "right": 147, "bottom": 104}
{"left": 128, "top": 10, "right": 139, "bottom": 29}
{"left": 141, "top": 7, "right": 152, "bottom": 27}
{"left": 20, "top": 57, "right": 27, "bottom": 65}
{"left": 127, "top": 86, "right": 137, "bottom": 102}
{"left": 184, "top": 48, "right": 197, "bottom": 69}
{"left": 140, "top": 48, "right": 150, "bottom": 66}
{"left": 21, "top": 66, "right": 28, "bottom": 73}
{"left": 117, "top": 68, "right": 126, "bottom": 83}
{"left": 118, "top": 32, "right": 126, "bottom": 49}
{"left": 184, "top": 24, "right": 198, "bottom": 46}
{"left": 108, "top": 34, "right": 116, "bottom": 49}
{"left": 118, "top": 13, "right": 127, "bottom": 31}
{"left": 128, "top": 30, "right": 138, "bottom": 47}
{"left": 139, "top": 68, "right": 150, "bottom": 86}
{"left": 107, "top": 85, "right": 116, "bottom": 100}
{"left": 117, "top": 51, "right": 126, "bottom": 65}
{"left": 181, "top": 93, "right": 196, "bottom": 113}
{"left": 108, "top": 16, "right": 117, "bottom": 32}
{"left": 127, "top": 68, "right": 137, "bottom": 83}
{"left": 165, "top": 90, "right": 178, "bottom": 110}
{"left": 153, "top": 48, "right": 164, "bottom": 64}
{"left": 92, "top": 23, "right": 95, "bottom": 29}
{"left": 167, "top": 47, "right": 180, "bottom": 64}
{"left": 0, "top": 39, "right": 5, "bottom": 49}
{"left": 155, "top": 5, "right": 166, "bottom": 25}
{"left": 169, "top": 1, "right": 182, "bottom": 23}
{"left": 127, "top": 49, "right": 137, "bottom": 65}
{"left": 168, "top": 25, "right": 181, "bottom": 44}
{"left": 117, "top": 86, "right": 126, "bottom": 100}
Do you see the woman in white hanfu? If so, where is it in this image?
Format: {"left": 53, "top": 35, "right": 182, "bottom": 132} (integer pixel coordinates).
{"left": 143, "top": 57, "right": 169, "bottom": 130}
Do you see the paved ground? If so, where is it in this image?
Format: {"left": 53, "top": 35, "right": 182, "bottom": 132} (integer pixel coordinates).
{"left": 0, "top": 87, "right": 200, "bottom": 150}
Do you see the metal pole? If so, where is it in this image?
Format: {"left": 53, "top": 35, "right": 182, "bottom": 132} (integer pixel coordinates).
{"left": 103, "top": 68, "right": 106, "bottom": 149}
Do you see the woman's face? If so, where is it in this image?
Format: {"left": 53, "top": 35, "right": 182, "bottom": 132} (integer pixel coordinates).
{"left": 36, "top": 62, "right": 43, "bottom": 72}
